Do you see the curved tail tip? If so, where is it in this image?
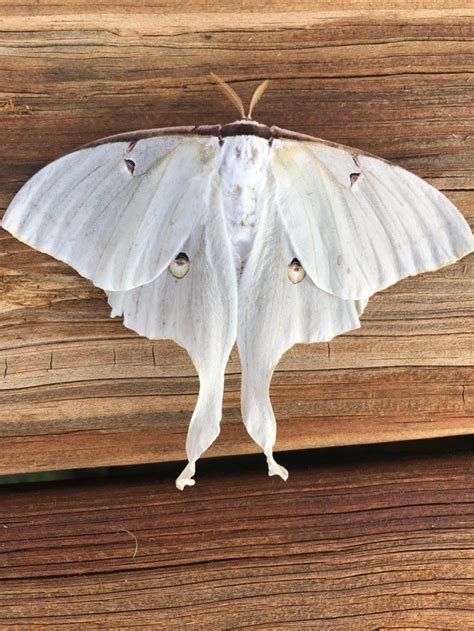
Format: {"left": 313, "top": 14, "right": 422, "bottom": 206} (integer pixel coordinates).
{"left": 176, "top": 462, "right": 197, "bottom": 490}
{"left": 266, "top": 454, "right": 289, "bottom": 481}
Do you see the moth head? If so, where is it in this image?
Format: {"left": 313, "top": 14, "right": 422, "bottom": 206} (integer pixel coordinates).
{"left": 211, "top": 72, "right": 269, "bottom": 121}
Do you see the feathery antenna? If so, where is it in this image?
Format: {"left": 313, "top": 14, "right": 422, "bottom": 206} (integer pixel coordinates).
{"left": 248, "top": 79, "right": 269, "bottom": 119}
{"left": 210, "top": 73, "right": 269, "bottom": 120}
{"left": 211, "top": 73, "right": 245, "bottom": 119}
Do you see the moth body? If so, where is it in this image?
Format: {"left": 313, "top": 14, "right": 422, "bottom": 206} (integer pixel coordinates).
{"left": 218, "top": 132, "right": 271, "bottom": 268}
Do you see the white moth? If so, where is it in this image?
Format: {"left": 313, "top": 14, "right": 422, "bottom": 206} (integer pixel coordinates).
{"left": 2, "top": 75, "right": 473, "bottom": 490}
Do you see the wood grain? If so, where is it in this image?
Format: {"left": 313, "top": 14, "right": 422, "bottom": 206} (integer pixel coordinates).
{"left": 0, "top": 1, "right": 472, "bottom": 474}
{"left": 0, "top": 438, "right": 473, "bottom": 628}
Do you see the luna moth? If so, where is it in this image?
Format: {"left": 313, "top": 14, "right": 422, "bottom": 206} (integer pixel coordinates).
{"left": 2, "top": 75, "right": 472, "bottom": 490}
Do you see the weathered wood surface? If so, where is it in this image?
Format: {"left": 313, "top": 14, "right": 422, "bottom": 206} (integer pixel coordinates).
{"left": 0, "top": 439, "right": 473, "bottom": 628}
{"left": 0, "top": 2, "right": 472, "bottom": 473}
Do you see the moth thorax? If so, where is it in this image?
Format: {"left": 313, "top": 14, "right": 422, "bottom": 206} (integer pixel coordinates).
{"left": 219, "top": 136, "right": 270, "bottom": 267}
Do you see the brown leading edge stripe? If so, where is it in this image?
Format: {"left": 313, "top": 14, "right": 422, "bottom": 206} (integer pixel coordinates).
{"left": 76, "top": 120, "right": 397, "bottom": 166}
{"left": 78, "top": 125, "right": 212, "bottom": 148}
{"left": 79, "top": 121, "right": 274, "bottom": 147}
{"left": 79, "top": 120, "right": 349, "bottom": 145}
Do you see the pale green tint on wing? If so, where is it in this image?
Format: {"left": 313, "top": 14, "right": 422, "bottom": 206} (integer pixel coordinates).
{"left": 272, "top": 139, "right": 473, "bottom": 300}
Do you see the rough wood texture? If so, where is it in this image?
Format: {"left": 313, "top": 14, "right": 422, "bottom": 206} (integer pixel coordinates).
{"left": 0, "top": 2, "right": 472, "bottom": 474}
{"left": 0, "top": 439, "right": 473, "bottom": 628}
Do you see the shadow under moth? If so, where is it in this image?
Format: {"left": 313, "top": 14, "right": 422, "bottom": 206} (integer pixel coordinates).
{"left": 2, "top": 75, "right": 473, "bottom": 489}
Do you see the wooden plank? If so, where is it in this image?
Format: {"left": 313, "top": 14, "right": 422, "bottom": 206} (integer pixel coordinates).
{"left": 0, "top": 439, "right": 473, "bottom": 628}
{"left": 0, "top": 2, "right": 472, "bottom": 473}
